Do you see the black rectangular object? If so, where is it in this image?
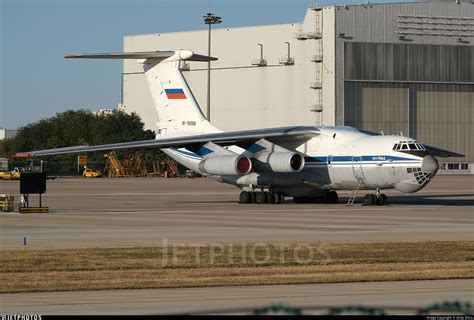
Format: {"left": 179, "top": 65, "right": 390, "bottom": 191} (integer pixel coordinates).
{"left": 20, "top": 172, "right": 47, "bottom": 194}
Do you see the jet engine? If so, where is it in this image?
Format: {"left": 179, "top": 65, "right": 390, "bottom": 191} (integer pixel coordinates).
{"left": 198, "top": 154, "right": 252, "bottom": 176}
{"left": 254, "top": 152, "right": 305, "bottom": 173}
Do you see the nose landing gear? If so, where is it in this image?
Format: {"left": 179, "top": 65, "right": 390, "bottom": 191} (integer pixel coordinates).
{"left": 363, "top": 189, "right": 388, "bottom": 206}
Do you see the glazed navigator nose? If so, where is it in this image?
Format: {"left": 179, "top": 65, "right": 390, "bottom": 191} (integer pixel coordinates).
{"left": 422, "top": 155, "right": 439, "bottom": 174}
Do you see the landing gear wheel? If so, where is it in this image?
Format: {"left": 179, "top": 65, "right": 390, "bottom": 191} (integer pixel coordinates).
{"left": 255, "top": 192, "right": 267, "bottom": 204}
{"left": 326, "top": 191, "right": 339, "bottom": 204}
{"left": 364, "top": 194, "right": 376, "bottom": 206}
{"left": 271, "top": 194, "right": 285, "bottom": 204}
{"left": 266, "top": 192, "right": 273, "bottom": 204}
{"left": 278, "top": 194, "right": 285, "bottom": 204}
{"left": 239, "top": 191, "right": 251, "bottom": 204}
{"left": 271, "top": 193, "right": 280, "bottom": 204}
{"left": 375, "top": 194, "right": 387, "bottom": 206}
{"left": 363, "top": 193, "right": 388, "bottom": 206}
{"left": 250, "top": 192, "right": 256, "bottom": 204}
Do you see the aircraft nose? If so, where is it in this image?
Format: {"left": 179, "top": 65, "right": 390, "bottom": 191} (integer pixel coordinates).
{"left": 422, "top": 155, "right": 439, "bottom": 174}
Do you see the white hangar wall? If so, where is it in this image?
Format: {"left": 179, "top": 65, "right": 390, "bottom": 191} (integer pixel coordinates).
{"left": 123, "top": 7, "right": 335, "bottom": 132}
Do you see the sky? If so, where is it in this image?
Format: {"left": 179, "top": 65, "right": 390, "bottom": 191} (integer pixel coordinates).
{"left": 0, "top": 0, "right": 415, "bottom": 129}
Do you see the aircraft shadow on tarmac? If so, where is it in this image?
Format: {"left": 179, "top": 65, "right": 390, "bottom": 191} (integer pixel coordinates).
{"left": 181, "top": 194, "right": 474, "bottom": 206}
{"left": 351, "top": 193, "right": 474, "bottom": 207}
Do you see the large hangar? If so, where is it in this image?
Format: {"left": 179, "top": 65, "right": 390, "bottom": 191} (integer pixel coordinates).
{"left": 123, "top": 1, "right": 474, "bottom": 173}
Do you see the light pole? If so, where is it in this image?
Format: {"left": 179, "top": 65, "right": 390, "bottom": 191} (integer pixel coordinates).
{"left": 203, "top": 12, "right": 222, "bottom": 122}
{"left": 284, "top": 41, "right": 290, "bottom": 58}
{"left": 257, "top": 43, "right": 264, "bottom": 61}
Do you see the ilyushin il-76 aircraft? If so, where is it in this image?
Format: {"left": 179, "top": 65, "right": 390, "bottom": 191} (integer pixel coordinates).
{"left": 20, "top": 50, "right": 463, "bottom": 205}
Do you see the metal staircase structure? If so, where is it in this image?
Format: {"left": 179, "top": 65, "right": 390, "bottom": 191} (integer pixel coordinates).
{"left": 306, "top": 5, "right": 324, "bottom": 125}
{"left": 104, "top": 152, "right": 126, "bottom": 178}
{"left": 104, "top": 151, "right": 155, "bottom": 178}
{"left": 347, "top": 179, "right": 364, "bottom": 206}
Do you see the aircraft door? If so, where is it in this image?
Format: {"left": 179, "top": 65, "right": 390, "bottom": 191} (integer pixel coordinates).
{"left": 352, "top": 156, "right": 365, "bottom": 182}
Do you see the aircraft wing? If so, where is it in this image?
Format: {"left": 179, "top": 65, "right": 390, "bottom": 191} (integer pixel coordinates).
{"left": 17, "top": 126, "right": 319, "bottom": 157}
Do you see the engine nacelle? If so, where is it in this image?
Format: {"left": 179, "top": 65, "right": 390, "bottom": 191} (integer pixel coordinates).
{"left": 198, "top": 155, "right": 252, "bottom": 176}
{"left": 254, "top": 152, "right": 305, "bottom": 173}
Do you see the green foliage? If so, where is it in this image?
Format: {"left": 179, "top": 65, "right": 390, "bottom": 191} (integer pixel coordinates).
{"left": 1, "top": 109, "right": 157, "bottom": 175}
{"left": 0, "top": 140, "right": 6, "bottom": 158}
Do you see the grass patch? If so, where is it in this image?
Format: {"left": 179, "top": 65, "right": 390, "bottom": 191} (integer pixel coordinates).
{"left": 1, "top": 241, "right": 473, "bottom": 293}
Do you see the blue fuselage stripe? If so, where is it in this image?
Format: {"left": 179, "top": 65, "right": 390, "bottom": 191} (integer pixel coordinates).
{"left": 170, "top": 148, "right": 421, "bottom": 165}
{"left": 304, "top": 155, "right": 420, "bottom": 163}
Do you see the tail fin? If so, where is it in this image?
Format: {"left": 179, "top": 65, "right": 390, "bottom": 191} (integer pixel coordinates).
{"left": 66, "top": 50, "right": 221, "bottom": 137}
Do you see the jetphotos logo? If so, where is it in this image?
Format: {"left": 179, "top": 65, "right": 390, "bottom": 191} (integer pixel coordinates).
{"left": 159, "top": 239, "right": 332, "bottom": 267}
{"left": 165, "top": 88, "right": 186, "bottom": 100}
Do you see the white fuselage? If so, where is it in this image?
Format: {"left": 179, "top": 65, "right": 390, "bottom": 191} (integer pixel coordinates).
{"left": 162, "top": 126, "right": 437, "bottom": 197}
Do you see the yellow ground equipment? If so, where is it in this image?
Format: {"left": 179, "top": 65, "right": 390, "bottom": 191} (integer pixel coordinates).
{"left": 0, "top": 172, "right": 11, "bottom": 180}
{"left": 131, "top": 151, "right": 148, "bottom": 177}
{"left": 0, "top": 194, "right": 15, "bottom": 212}
{"left": 104, "top": 151, "right": 179, "bottom": 178}
{"left": 0, "top": 168, "right": 23, "bottom": 180}
{"left": 83, "top": 168, "right": 102, "bottom": 178}
{"left": 151, "top": 157, "right": 179, "bottom": 177}
{"left": 19, "top": 207, "right": 49, "bottom": 214}
{"left": 104, "top": 152, "right": 126, "bottom": 177}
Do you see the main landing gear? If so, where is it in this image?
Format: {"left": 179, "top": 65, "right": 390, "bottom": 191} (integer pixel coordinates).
{"left": 292, "top": 191, "right": 339, "bottom": 204}
{"left": 363, "top": 189, "right": 388, "bottom": 206}
{"left": 239, "top": 191, "right": 285, "bottom": 204}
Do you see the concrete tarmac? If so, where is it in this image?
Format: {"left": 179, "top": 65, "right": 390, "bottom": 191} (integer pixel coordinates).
{"left": 1, "top": 176, "right": 473, "bottom": 314}
{"left": 1, "top": 175, "right": 473, "bottom": 249}
{"left": 1, "top": 279, "right": 472, "bottom": 314}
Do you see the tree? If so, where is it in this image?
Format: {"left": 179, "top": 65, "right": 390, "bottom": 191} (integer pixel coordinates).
{"left": 2, "top": 109, "right": 157, "bottom": 174}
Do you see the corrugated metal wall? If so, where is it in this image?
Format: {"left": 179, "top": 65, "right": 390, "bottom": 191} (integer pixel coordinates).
{"left": 334, "top": 1, "right": 474, "bottom": 140}
{"left": 345, "top": 81, "right": 473, "bottom": 162}
{"left": 415, "top": 84, "right": 473, "bottom": 163}
{"left": 344, "top": 43, "right": 473, "bottom": 82}
{"left": 344, "top": 83, "right": 408, "bottom": 135}
{"left": 344, "top": 41, "right": 473, "bottom": 162}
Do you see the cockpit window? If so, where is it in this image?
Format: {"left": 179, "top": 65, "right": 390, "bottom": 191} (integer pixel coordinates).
{"left": 393, "top": 140, "right": 426, "bottom": 151}
{"left": 415, "top": 143, "right": 425, "bottom": 150}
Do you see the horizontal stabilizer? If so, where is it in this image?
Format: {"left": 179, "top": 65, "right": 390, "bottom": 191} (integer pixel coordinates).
{"left": 65, "top": 50, "right": 218, "bottom": 62}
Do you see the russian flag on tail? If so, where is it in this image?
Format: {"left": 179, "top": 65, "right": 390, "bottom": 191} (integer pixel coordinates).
{"left": 165, "top": 88, "right": 186, "bottom": 99}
